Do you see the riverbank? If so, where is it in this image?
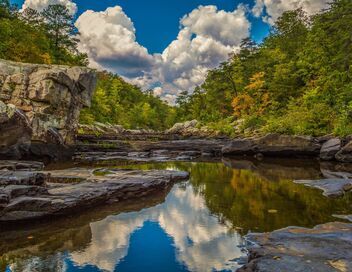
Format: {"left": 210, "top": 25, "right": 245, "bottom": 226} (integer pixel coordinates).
{"left": 76, "top": 121, "right": 352, "bottom": 163}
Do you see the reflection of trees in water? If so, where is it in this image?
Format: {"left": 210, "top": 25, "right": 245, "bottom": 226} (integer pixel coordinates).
{"left": 125, "top": 160, "right": 352, "bottom": 233}
{"left": 183, "top": 161, "right": 352, "bottom": 233}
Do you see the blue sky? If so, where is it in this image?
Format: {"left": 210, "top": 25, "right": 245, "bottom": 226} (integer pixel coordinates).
{"left": 11, "top": 0, "right": 329, "bottom": 103}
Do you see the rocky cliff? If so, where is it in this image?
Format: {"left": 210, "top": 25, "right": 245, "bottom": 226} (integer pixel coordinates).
{"left": 0, "top": 59, "right": 96, "bottom": 160}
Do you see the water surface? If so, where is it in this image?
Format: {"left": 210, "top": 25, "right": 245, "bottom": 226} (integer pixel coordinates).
{"left": 2, "top": 159, "right": 352, "bottom": 272}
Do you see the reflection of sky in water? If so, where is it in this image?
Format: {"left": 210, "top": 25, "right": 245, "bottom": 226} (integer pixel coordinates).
{"left": 8, "top": 183, "right": 244, "bottom": 272}
{"left": 71, "top": 183, "right": 244, "bottom": 272}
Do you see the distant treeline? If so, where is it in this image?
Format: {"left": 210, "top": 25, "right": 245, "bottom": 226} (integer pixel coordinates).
{"left": 79, "top": 72, "right": 177, "bottom": 130}
{"left": 175, "top": 0, "right": 352, "bottom": 136}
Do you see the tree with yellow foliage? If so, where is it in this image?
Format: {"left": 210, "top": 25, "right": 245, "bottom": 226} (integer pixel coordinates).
{"left": 232, "top": 72, "right": 270, "bottom": 118}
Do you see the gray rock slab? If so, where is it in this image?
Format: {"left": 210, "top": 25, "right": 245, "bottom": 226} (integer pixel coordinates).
{"left": 238, "top": 222, "right": 352, "bottom": 272}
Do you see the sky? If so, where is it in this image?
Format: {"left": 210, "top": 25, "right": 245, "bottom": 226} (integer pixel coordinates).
{"left": 11, "top": 0, "right": 330, "bottom": 103}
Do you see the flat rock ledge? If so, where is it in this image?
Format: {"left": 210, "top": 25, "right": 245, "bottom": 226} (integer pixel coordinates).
{"left": 294, "top": 178, "right": 352, "bottom": 197}
{"left": 238, "top": 222, "right": 352, "bottom": 272}
{"left": 0, "top": 168, "right": 189, "bottom": 222}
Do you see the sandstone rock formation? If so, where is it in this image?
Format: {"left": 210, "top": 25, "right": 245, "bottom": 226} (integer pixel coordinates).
{"left": 0, "top": 167, "right": 189, "bottom": 222}
{"left": 0, "top": 59, "right": 96, "bottom": 160}
{"left": 335, "top": 140, "right": 352, "bottom": 162}
{"left": 222, "top": 134, "right": 321, "bottom": 157}
{"left": 320, "top": 138, "right": 341, "bottom": 161}
{"left": 294, "top": 178, "right": 352, "bottom": 197}
{"left": 238, "top": 222, "right": 352, "bottom": 272}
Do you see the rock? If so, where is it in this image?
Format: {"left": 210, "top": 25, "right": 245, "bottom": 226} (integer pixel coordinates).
{"left": 316, "top": 134, "right": 335, "bottom": 144}
{"left": 294, "top": 178, "right": 352, "bottom": 197}
{"left": 320, "top": 138, "right": 341, "bottom": 161}
{"left": 0, "top": 160, "right": 44, "bottom": 171}
{"left": 0, "top": 171, "right": 46, "bottom": 186}
{"left": 333, "top": 214, "right": 352, "bottom": 222}
{"left": 0, "top": 101, "right": 32, "bottom": 159}
{"left": 336, "top": 141, "right": 352, "bottom": 162}
{"left": 167, "top": 120, "right": 198, "bottom": 134}
{"left": 256, "top": 134, "right": 321, "bottom": 156}
{"left": 165, "top": 120, "right": 216, "bottom": 137}
{"left": 222, "top": 138, "right": 258, "bottom": 155}
{"left": 0, "top": 168, "right": 189, "bottom": 222}
{"left": 0, "top": 190, "right": 9, "bottom": 207}
{"left": 222, "top": 134, "right": 321, "bottom": 157}
{"left": 127, "top": 152, "right": 150, "bottom": 158}
{"left": 0, "top": 59, "right": 96, "bottom": 160}
{"left": 238, "top": 222, "right": 352, "bottom": 272}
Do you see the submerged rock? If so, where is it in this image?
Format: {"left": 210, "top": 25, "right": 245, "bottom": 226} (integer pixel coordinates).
{"left": 238, "top": 222, "right": 352, "bottom": 272}
{"left": 0, "top": 168, "right": 189, "bottom": 222}
{"left": 294, "top": 178, "right": 352, "bottom": 197}
{"left": 0, "top": 59, "right": 96, "bottom": 160}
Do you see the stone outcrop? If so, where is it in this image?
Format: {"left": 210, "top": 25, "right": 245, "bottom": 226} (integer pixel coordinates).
{"left": 222, "top": 134, "right": 321, "bottom": 157}
{"left": 166, "top": 120, "right": 215, "bottom": 137}
{"left": 0, "top": 59, "right": 96, "bottom": 160}
{"left": 0, "top": 160, "right": 44, "bottom": 171}
{"left": 320, "top": 138, "right": 341, "bottom": 160}
{"left": 294, "top": 178, "right": 352, "bottom": 197}
{"left": 0, "top": 168, "right": 189, "bottom": 222}
{"left": 238, "top": 222, "right": 352, "bottom": 272}
{"left": 77, "top": 120, "right": 218, "bottom": 141}
{"left": 335, "top": 141, "right": 352, "bottom": 162}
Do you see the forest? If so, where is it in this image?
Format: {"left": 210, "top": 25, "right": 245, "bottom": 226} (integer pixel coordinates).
{"left": 1, "top": 0, "right": 352, "bottom": 135}
{"left": 175, "top": 0, "right": 352, "bottom": 136}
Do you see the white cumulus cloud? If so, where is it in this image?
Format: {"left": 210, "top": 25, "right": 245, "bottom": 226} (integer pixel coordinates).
{"left": 74, "top": 4, "right": 250, "bottom": 103}
{"left": 155, "top": 4, "right": 251, "bottom": 102}
{"left": 252, "top": 0, "right": 330, "bottom": 25}
{"left": 22, "top": 0, "right": 77, "bottom": 15}
{"left": 75, "top": 7, "right": 155, "bottom": 78}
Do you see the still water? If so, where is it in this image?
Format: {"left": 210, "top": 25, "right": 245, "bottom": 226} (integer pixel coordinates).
{"left": 1, "top": 159, "right": 352, "bottom": 272}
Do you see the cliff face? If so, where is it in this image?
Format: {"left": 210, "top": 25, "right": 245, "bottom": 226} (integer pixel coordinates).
{"left": 0, "top": 59, "right": 96, "bottom": 160}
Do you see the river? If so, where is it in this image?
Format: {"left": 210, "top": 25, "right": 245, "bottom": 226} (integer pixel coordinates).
{"left": 1, "top": 159, "right": 352, "bottom": 272}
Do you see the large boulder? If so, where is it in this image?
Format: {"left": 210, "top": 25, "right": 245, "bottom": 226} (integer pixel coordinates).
{"left": 166, "top": 120, "right": 199, "bottom": 135}
{"left": 238, "top": 222, "right": 352, "bottom": 272}
{"left": 222, "top": 134, "right": 321, "bottom": 157}
{"left": 0, "top": 59, "right": 96, "bottom": 160}
{"left": 320, "top": 138, "right": 341, "bottom": 160}
{"left": 335, "top": 141, "right": 352, "bottom": 162}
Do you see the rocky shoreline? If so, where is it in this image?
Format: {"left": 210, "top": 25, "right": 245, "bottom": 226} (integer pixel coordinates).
{"left": 76, "top": 122, "right": 352, "bottom": 163}
{"left": 0, "top": 164, "right": 189, "bottom": 222}
{"left": 238, "top": 222, "right": 352, "bottom": 272}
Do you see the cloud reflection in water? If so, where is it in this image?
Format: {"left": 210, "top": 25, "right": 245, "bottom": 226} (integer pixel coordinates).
{"left": 70, "top": 183, "right": 244, "bottom": 272}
